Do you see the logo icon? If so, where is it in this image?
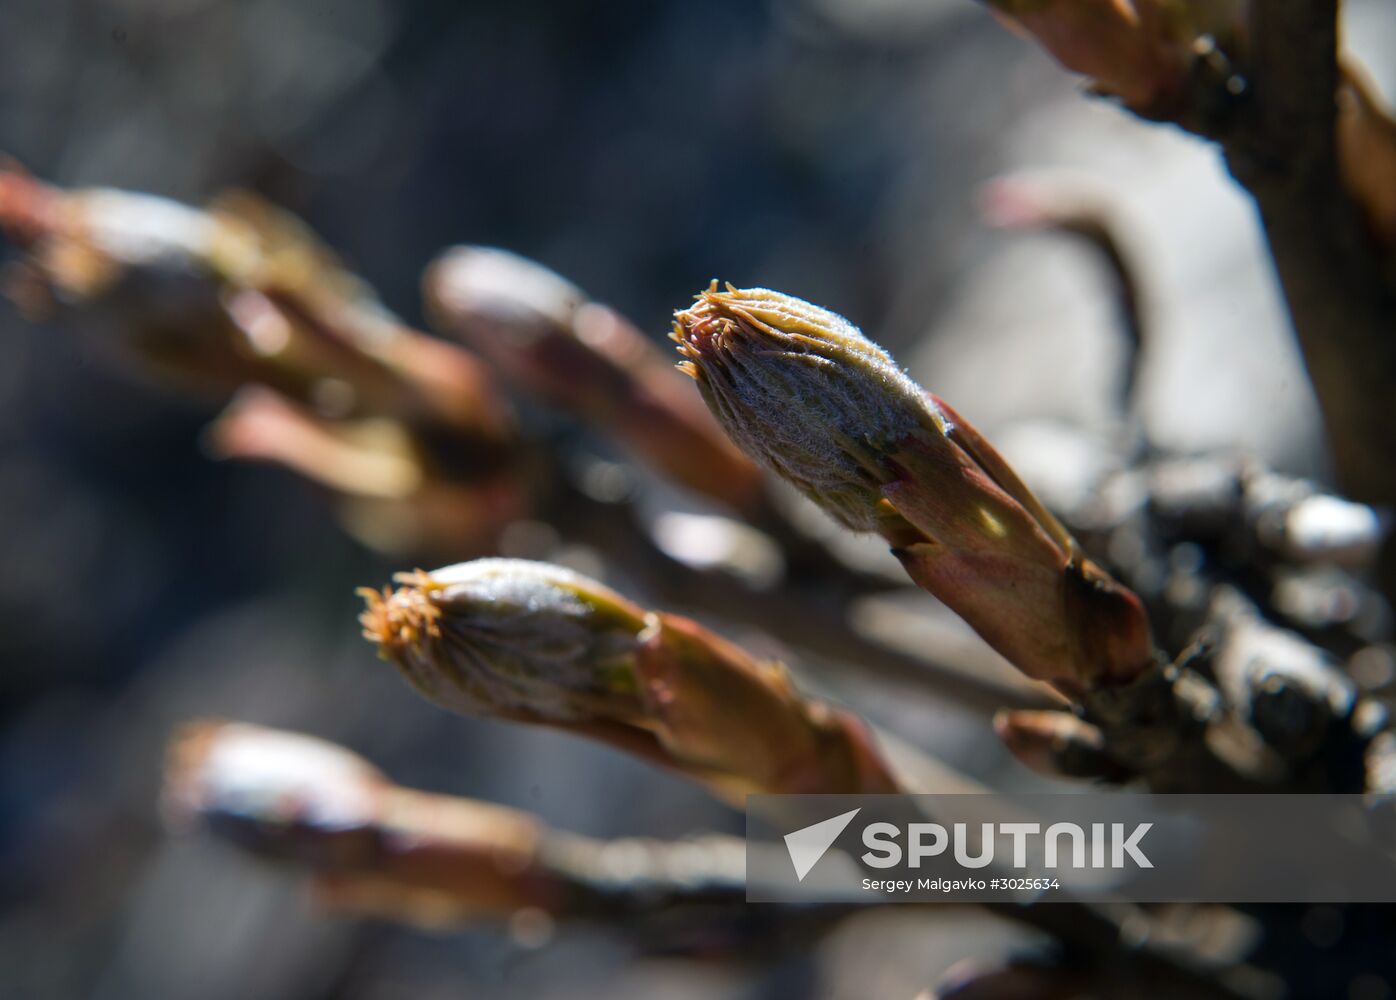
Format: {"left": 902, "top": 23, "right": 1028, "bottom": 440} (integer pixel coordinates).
{"left": 783, "top": 808, "right": 860, "bottom": 881}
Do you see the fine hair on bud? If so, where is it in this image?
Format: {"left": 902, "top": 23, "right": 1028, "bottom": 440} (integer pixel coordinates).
{"left": 672, "top": 281, "right": 1155, "bottom": 688}
{"left": 359, "top": 559, "right": 649, "bottom": 725}
{"left": 673, "top": 282, "right": 942, "bottom": 532}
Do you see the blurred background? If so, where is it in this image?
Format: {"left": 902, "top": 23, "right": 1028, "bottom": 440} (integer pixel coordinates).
{"left": 1, "top": 1, "right": 1394, "bottom": 997}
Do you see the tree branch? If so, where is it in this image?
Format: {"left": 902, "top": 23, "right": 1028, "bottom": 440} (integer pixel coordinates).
{"left": 1224, "top": 0, "right": 1396, "bottom": 508}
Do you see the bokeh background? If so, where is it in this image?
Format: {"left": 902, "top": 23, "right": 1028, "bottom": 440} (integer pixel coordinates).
{"left": 2, "top": 1, "right": 1394, "bottom": 997}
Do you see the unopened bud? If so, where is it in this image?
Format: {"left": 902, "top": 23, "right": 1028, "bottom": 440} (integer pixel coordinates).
{"left": 674, "top": 283, "right": 932, "bottom": 533}
{"left": 360, "top": 559, "right": 648, "bottom": 728}
{"left": 674, "top": 283, "right": 1154, "bottom": 690}
{"left": 360, "top": 558, "right": 900, "bottom": 797}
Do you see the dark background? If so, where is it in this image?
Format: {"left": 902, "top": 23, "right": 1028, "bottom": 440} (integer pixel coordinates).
{"left": 1, "top": 1, "right": 1391, "bottom": 996}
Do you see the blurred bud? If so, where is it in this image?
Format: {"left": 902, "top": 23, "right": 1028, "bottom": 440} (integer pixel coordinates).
{"left": 650, "top": 510, "right": 784, "bottom": 587}
{"left": 166, "top": 721, "right": 764, "bottom": 933}
{"left": 993, "top": 709, "right": 1126, "bottom": 781}
{"left": 211, "top": 195, "right": 514, "bottom": 443}
{"left": 164, "top": 720, "right": 386, "bottom": 863}
{"left": 0, "top": 171, "right": 515, "bottom": 454}
{"left": 673, "top": 283, "right": 1154, "bottom": 691}
{"left": 209, "top": 387, "right": 526, "bottom": 558}
{"left": 360, "top": 558, "right": 899, "bottom": 797}
{"left": 425, "top": 244, "right": 584, "bottom": 336}
{"left": 210, "top": 387, "right": 426, "bottom": 499}
{"left": 0, "top": 174, "right": 283, "bottom": 394}
{"left": 164, "top": 721, "right": 583, "bottom": 926}
{"left": 1, "top": 171, "right": 523, "bottom": 556}
{"left": 425, "top": 246, "right": 763, "bottom": 510}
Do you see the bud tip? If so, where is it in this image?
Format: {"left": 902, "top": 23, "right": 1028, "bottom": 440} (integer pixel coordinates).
{"left": 358, "top": 570, "right": 444, "bottom": 653}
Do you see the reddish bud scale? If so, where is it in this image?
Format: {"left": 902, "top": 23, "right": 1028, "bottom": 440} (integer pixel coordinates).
{"left": 673, "top": 284, "right": 1156, "bottom": 692}
{"left": 360, "top": 559, "right": 902, "bottom": 800}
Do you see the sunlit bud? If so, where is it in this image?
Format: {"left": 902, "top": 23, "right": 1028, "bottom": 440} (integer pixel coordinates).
{"left": 360, "top": 559, "right": 649, "bottom": 728}
{"left": 674, "top": 283, "right": 929, "bottom": 533}
{"left": 673, "top": 283, "right": 1154, "bottom": 691}
{"left": 360, "top": 558, "right": 900, "bottom": 798}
